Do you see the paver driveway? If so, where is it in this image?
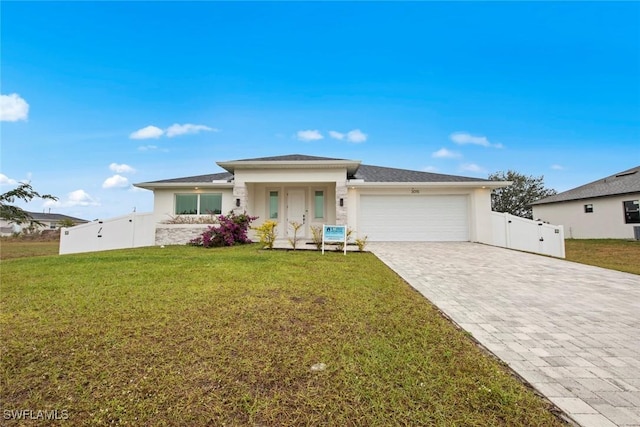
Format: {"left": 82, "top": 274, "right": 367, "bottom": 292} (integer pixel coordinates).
{"left": 370, "top": 242, "right": 640, "bottom": 427}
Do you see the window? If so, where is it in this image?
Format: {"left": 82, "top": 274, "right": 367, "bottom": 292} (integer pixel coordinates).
{"left": 175, "top": 193, "right": 222, "bottom": 215}
{"left": 623, "top": 200, "right": 640, "bottom": 224}
{"left": 176, "top": 194, "right": 197, "bottom": 215}
{"left": 314, "top": 190, "right": 325, "bottom": 219}
{"left": 269, "top": 191, "right": 279, "bottom": 219}
{"left": 584, "top": 204, "right": 593, "bottom": 213}
{"left": 200, "top": 194, "right": 222, "bottom": 215}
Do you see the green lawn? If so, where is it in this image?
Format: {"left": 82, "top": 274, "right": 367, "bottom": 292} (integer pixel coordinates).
{"left": 0, "top": 239, "right": 59, "bottom": 260}
{"left": 0, "top": 244, "right": 565, "bottom": 426}
{"left": 565, "top": 239, "right": 640, "bottom": 275}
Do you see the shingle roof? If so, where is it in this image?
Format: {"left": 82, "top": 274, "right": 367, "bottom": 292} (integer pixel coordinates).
{"left": 139, "top": 155, "right": 491, "bottom": 185}
{"left": 353, "top": 164, "right": 490, "bottom": 183}
{"left": 26, "top": 212, "right": 88, "bottom": 222}
{"left": 144, "top": 171, "right": 234, "bottom": 184}
{"left": 531, "top": 165, "right": 640, "bottom": 205}
{"left": 228, "top": 154, "right": 347, "bottom": 162}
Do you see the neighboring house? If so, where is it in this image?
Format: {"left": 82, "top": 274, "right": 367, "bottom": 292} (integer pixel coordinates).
{"left": 0, "top": 211, "right": 89, "bottom": 236}
{"left": 135, "top": 154, "right": 509, "bottom": 243}
{"left": 531, "top": 166, "right": 640, "bottom": 239}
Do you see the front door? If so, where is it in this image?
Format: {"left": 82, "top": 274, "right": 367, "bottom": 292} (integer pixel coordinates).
{"left": 287, "top": 189, "right": 306, "bottom": 237}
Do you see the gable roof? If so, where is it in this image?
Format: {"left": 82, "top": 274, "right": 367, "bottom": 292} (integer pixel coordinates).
{"left": 135, "top": 154, "right": 499, "bottom": 187}
{"left": 531, "top": 165, "right": 640, "bottom": 205}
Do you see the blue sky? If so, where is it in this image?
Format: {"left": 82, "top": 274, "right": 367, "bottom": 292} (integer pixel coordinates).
{"left": 1, "top": 1, "right": 639, "bottom": 220}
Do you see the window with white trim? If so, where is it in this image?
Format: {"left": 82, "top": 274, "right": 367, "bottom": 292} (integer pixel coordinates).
{"left": 175, "top": 193, "right": 222, "bottom": 215}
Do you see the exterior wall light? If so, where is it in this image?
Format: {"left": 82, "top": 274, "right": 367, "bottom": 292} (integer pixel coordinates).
{"left": 339, "top": 198, "right": 344, "bottom": 207}
{"left": 236, "top": 198, "right": 241, "bottom": 207}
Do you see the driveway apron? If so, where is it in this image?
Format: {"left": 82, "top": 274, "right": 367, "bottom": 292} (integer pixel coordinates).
{"left": 370, "top": 242, "right": 640, "bottom": 427}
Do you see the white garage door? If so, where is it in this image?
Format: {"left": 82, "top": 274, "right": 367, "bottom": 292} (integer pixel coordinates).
{"left": 359, "top": 195, "right": 469, "bottom": 241}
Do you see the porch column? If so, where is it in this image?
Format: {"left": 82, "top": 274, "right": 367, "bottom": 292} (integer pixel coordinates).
{"left": 335, "top": 182, "right": 348, "bottom": 225}
{"left": 232, "top": 183, "right": 247, "bottom": 214}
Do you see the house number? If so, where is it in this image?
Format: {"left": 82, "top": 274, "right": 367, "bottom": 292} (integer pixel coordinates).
{"left": 411, "top": 188, "right": 420, "bottom": 194}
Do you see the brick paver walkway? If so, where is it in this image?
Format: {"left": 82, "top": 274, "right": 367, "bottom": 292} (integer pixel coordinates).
{"left": 370, "top": 242, "right": 640, "bottom": 427}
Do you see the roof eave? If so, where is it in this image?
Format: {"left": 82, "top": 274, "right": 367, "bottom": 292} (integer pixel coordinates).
{"left": 133, "top": 182, "right": 235, "bottom": 190}
{"left": 346, "top": 180, "right": 511, "bottom": 188}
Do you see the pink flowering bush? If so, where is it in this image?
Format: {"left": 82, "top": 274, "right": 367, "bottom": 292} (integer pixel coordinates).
{"left": 189, "top": 211, "right": 258, "bottom": 248}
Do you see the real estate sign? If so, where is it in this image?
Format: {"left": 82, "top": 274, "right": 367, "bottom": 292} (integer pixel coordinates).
{"left": 322, "top": 225, "right": 347, "bottom": 255}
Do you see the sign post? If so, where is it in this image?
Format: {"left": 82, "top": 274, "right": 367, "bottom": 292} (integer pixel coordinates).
{"left": 322, "top": 225, "right": 347, "bottom": 255}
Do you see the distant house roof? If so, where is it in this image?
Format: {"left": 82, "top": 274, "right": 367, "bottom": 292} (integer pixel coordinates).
{"left": 136, "top": 154, "right": 497, "bottom": 186}
{"left": 531, "top": 165, "right": 640, "bottom": 205}
{"left": 26, "top": 212, "right": 89, "bottom": 223}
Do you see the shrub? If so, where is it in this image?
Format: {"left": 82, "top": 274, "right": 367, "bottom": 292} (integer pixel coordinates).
{"left": 253, "top": 220, "right": 278, "bottom": 249}
{"left": 189, "top": 211, "right": 257, "bottom": 248}
{"left": 288, "top": 221, "right": 303, "bottom": 250}
{"left": 162, "top": 214, "right": 217, "bottom": 224}
{"left": 355, "top": 235, "right": 369, "bottom": 252}
{"left": 335, "top": 227, "right": 354, "bottom": 252}
{"left": 310, "top": 225, "right": 323, "bottom": 250}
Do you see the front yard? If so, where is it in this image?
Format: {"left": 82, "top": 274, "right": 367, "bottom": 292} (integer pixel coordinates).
{"left": 0, "top": 244, "right": 565, "bottom": 426}
{"left": 564, "top": 238, "right": 640, "bottom": 275}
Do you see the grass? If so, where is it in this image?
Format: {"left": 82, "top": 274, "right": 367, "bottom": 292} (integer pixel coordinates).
{"left": 565, "top": 239, "right": 640, "bottom": 275}
{"left": 0, "top": 239, "right": 59, "bottom": 260}
{"left": 0, "top": 244, "right": 565, "bottom": 426}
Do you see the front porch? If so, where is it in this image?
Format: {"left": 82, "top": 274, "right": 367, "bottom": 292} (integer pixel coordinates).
{"left": 234, "top": 182, "right": 348, "bottom": 240}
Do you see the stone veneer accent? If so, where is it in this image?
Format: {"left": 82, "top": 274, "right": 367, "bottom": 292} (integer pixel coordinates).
{"left": 232, "top": 183, "right": 247, "bottom": 215}
{"left": 335, "top": 182, "right": 348, "bottom": 225}
{"left": 155, "top": 225, "right": 211, "bottom": 245}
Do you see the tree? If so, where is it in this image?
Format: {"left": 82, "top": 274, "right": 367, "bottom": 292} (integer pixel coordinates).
{"left": 488, "top": 170, "right": 557, "bottom": 219}
{"left": 0, "top": 182, "right": 58, "bottom": 227}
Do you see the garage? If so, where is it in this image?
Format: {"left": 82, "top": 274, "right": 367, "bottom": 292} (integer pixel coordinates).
{"left": 359, "top": 194, "right": 469, "bottom": 241}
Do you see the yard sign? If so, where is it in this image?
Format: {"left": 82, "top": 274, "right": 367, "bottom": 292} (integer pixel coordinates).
{"left": 322, "top": 225, "right": 347, "bottom": 255}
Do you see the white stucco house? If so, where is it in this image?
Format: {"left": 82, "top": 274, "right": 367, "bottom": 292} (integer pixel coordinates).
{"left": 134, "top": 154, "right": 509, "bottom": 244}
{"left": 531, "top": 165, "right": 640, "bottom": 239}
{"left": 0, "top": 211, "right": 88, "bottom": 236}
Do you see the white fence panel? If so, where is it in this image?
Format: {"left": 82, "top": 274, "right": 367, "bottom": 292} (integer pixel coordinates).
{"left": 490, "top": 212, "right": 565, "bottom": 258}
{"left": 59, "top": 213, "right": 155, "bottom": 255}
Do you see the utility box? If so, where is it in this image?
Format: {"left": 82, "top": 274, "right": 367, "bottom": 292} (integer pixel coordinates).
{"left": 634, "top": 226, "right": 640, "bottom": 241}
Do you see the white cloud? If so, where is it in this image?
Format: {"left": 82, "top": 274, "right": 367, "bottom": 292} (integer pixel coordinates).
{"left": 296, "top": 130, "right": 324, "bottom": 141}
{"left": 138, "top": 145, "right": 158, "bottom": 151}
{"left": 431, "top": 148, "right": 461, "bottom": 159}
{"left": 423, "top": 166, "right": 438, "bottom": 172}
{"left": 329, "top": 130, "right": 345, "bottom": 140}
{"left": 109, "top": 163, "right": 136, "bottom": 174}
{"left": 450, "top": 132, "right": 502, "bottom": 148}
{"left": 0, "top": 173, "right": 18, "bottom": 185}
{"left": 166, "top": 123, "right": 216, "bottom": 138}
{"left": 459, "top": 163, "right": 486, "bottom": 173}
{"left": 44, "top": 189, "right": 100, "bottom": 208}
{"left": 0, "top": 93, "right": 29, "bottom": 122}
{"left": 346, "top": 129, "right": 367, "bottom": 143}
{"left": 130, "top": 125, "right": 164, "bottom": 140}
{"left": 551, "top": 164, "right": 564, "bottom": 170}
{"left": 102, "top": 174, "right": 130, "bottom": 189}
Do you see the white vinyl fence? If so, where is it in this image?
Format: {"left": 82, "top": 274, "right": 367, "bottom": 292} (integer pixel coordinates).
{"left": 490, "top": 212, "right": 565, "bottom": 258}
{"left": 59, "top": 213, "right": 155, "bottom": 255}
